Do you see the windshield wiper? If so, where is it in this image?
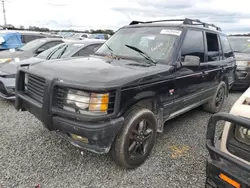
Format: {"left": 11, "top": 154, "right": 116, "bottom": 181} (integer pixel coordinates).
{"left": 58, "top": 46, "right": 68, "bottom": 58}
{"left": 105, "top": 43, "right": 121, "bottom": 60}
{"left": 125, "top": 44, "right": 156, "bottom": 66}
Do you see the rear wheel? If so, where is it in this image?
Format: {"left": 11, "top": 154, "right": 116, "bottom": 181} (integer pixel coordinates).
{"left": 203, "top": 81, "right": 226, "bottom": 113}
{"left": 110, "top": 108, "right": 157, "bottom": 169}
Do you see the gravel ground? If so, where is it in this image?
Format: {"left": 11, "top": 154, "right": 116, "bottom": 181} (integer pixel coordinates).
{"left": 0, "top": 91, "right": 243, "bottom": 188}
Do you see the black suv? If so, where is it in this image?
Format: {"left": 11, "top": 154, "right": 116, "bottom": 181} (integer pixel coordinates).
{"left": 15, "top": 18, "right": 236, "bottom": 168}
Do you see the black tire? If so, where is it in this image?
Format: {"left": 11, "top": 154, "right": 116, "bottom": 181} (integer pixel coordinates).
{"left": 203, "top": 81, "right": 226, "bottom": 113}
{"left": 110, "top": 108, "right": 157, "bottom": 169}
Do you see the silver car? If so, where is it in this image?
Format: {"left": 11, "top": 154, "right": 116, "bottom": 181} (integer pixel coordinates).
{"left": 0, "top": 39, "right": 105, "bottom": 99}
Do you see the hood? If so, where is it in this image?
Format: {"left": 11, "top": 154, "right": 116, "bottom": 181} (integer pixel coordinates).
{"left": 234, "top": 52, "right": 250, "bottom": 61}
{"left": 0, "top": 57, "right": 45, "bottom": 74}
{"left": 29, "top": 56, "right": 173, "bottom": 88}
{"left": 0, "top": 49, "right": 34, "bottom": 61}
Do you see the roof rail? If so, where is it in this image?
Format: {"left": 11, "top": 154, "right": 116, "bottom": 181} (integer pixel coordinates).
{"left": 129, "top": 18, "right": 222, "bottom": 31}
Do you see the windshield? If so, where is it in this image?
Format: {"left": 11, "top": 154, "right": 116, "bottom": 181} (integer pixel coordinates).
{"left": 95, "top": 27, "right": 181, "bottom": 63}
{"left": 37, "top": 43, "right": 65, "bottom": 59}
{"left": 19, "top": 39, "right": 47, "bottom": 51}
{"left": 37, "top": 42, "right": 85, "bottom": 59}
{"left": 229, "top": 37, "right": 250, "bottom": 53}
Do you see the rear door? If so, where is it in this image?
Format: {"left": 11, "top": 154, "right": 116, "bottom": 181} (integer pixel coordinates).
{"left": 219, "top": 34, "right": 236, "bottom": 87}
{"left": 203, "top": 32, "right": 235, "bottom": 99}
{"left": 202, "top": 32, "right": 223, "bottom": 99}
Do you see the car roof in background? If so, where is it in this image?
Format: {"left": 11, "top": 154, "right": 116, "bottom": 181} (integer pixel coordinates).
{"left": 62, "top": 39, "right": 106, "bottom": 45}
{"left": 228, "top": 36, "right": 250, "bottom": 38}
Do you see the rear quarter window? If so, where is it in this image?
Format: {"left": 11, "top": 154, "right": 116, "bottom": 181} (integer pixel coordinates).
{"left": 220, "top": 35, "right": 234, "bottom": 59}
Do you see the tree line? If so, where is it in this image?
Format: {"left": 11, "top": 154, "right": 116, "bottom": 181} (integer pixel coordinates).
{"left": 2, "top": 24, "right": 115, "bottom": 35}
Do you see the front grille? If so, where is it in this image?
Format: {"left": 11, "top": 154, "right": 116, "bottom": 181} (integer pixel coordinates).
{"left": 25, "top": 74, "right": 45, "bottom": 103}
{"left": 53, "top": 86, "right": 116, "bottom": 114}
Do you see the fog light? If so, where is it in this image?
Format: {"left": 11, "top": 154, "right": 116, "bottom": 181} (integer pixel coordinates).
{"left": 70, "top": 133, "right": 89, "bottom": 144}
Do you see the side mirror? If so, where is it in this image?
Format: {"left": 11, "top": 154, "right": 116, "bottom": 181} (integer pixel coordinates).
{"left": 35, "top": 48, "right": 45, "bottom": 54}
{"left": 182, "top": 55, "right": 200, "bottom": 66}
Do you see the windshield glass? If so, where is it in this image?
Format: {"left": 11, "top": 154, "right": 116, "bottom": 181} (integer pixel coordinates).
{"left": 37, "top": 42, "right": 85, "bottom": 59}
{"left": 229, "top": 37, "right": 250, "bottom": 53}
{"left": 19, "top": 39, "right": 47, "bottom": 51}
{"left": 37, "top": 43, "right": 65, "bottom": 59}
{"left": 96, "top": 27, "right": 182, "bottom": 63}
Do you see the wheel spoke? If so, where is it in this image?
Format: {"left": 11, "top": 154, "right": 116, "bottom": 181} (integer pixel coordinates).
{"left": 144, "top": 129, "right": 153, "bottom": 141}
{"left": 138, "top": 143, "right": 144, "bottom": 154}
{"left": 132, "top": 130, "right": 140, "bottom": 136}
{"left": 129, "top": 141, "right": 137, "bottom": 153}
{"left": 138, "top": 120, "right": 146, "bottom": 134}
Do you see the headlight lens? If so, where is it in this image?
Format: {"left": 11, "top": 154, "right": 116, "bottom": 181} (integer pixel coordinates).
{"left": 65, "top": 90, "right": 90, "bottom": 112}
{"left": 64, "top": 89, "right": 109, "bottom": 115}
{"left": 236, "top": 61, "right": 250, "bottom": 67}
{"left": 235, "top": 125, "right": 250, "bottom": 145}
{"left": 0, "top": 58, "right": 12, "bottom": 64}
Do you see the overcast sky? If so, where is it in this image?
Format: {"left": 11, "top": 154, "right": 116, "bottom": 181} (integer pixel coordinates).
{"left": 2, "top": 0, "right": 250, "bottom": 34}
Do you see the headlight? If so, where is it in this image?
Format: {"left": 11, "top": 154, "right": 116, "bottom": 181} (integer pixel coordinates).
{"left": 64, "top": 89, "right": 109, "bottom": 115}
{"left": 235, "top": 125, "right": 250, "bottom": 145}
{"left": 236, "top": 61, "right": 250, "bottom": 67}
{"left": 66, "top": 90, "right": 90, "bottom": 111}
{"left": 0, "top": 58, "right": 12, "bottom": 64}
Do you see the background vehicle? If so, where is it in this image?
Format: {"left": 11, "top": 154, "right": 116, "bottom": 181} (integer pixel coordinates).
{"left": 71, "top": 33, "right": 90, "bottom": 40}
{"left": 0, "top": 38, "right": 63, "bottom": 64}
{"left": 15, "top": 18, "right": 235, "bottom": 168}
{"left": 229, "top": 36, "right": 250, "bottom": 90}
{"left": 0, "top": 39, "right": 105, "bottom": 99}
{"left": 88, "top": 33, "right": 109, "bottom": 40}
{"left": 206, "top": 87, "right": 250, "bottom": 188}
{"left": 0, "top": 30, "right": 60, "bottom": 50}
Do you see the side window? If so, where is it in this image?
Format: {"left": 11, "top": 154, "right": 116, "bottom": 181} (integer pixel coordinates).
{"left": 206, "top": 33, "right": 220, "bottom": 62}
{"left": 181, "top": 30, "right": 205, "bottom": 63}
{"left": 40, "top": 41, "right": 62, "bottom": 50}
{"left": 220, "top": 35, "right": 234, "bottom": 59}
{"left": 74, "top": 44, "right": 102, "bottom": 57}
{"left": 21, "top": 35, "right": 34, "bottom": 43}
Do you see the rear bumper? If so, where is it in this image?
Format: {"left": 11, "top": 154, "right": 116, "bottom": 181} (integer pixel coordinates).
{"left": 0, "top": 77, "right": 15, "bottom": 99}
{"left": 232, "top": 66, "right": 250, "bottom": 89}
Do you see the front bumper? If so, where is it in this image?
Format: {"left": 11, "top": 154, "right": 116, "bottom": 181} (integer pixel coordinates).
{"left": 206, "top": 113, "right": 250, "bottom": 188}
{"left": 206, "top": 158, "right": 250, "bottom": 188}
{"left": 232, "top": 66, "right": 250, "bottom": 89}
{"left": 0, "top": 77, "right": 15, "bottom": 99}
{"left": 15, "top": 70, "right": 123, "bottom": 154}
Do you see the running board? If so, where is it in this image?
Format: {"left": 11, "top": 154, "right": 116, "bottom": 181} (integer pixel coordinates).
{"left": 165, "top": 98, "right": 211, "bottom": 121}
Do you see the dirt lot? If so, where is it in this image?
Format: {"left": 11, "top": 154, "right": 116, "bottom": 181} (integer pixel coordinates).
{"left": 0, "top": 91, "right": 242, "bottom": 188}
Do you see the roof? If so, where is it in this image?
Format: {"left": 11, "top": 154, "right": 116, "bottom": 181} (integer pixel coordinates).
{"left": 228, "top": 36, "right": 250, "bottom": 38}
{"left": 123, "top": 18, "right": 223, "bottom": 33}
{"left": 62, "top": 39, "right": 106, "bottom": 45}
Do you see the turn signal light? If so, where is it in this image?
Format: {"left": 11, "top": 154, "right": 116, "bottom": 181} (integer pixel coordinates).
{"left": 219, "top": 173, "right": 240, "bottom": 188}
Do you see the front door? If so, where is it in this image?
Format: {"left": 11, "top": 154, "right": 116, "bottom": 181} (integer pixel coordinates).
{"left": 171, "top": 29, "right": 207, "bottom": 117}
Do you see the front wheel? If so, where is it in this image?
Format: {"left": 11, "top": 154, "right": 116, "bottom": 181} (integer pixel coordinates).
{"left": 110, "top": 108, "right": 157, "bottom": 169}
